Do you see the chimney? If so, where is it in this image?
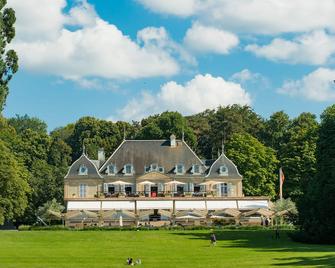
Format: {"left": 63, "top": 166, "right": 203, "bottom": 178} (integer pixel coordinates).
{"left": 170, "top": 134, "right": 176, "bottom": 148}
{"left": 98, "top": 148, "right": 105, "bottom": 164}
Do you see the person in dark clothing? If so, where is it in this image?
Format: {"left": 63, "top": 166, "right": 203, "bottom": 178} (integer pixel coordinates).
{"left": 210, "top": 233, "right": 217, "bottom": 246}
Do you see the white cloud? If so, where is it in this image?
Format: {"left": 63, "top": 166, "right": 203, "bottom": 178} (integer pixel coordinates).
{"left": 278, "top": 68, "right": 335, "bottom": 101}
{"left": 111, "top": 74, "right": 251, "bottom": 121}
{"left": 184, "top": 23, "right": 239, "bottom": 54}
{"left": 137, "top": 0, "right": 202, "bottom": 17}
{"left": 9, "top": 0, "right": 181, "bottom": 82}
{"left": 246, "top": 30, "right": 335, "bottom": 65}
{"left": 138, "top": 0, "right": 335, "bottom": 34}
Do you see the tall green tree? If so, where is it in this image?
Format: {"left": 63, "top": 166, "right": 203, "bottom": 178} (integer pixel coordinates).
{"left": 136, "top": 111, "right": 197, "bottom": 148}
{"left": 261, "top": 111, "right": 290, "bottom": 152}
{"left": 8, "top": 114, "right": 47, "bottom": 134}
{"left": 299, "top": 105, "right": 335, "bottom": 243}
{"left": 226, "top": 133, "right": 279, "bottom": 198}
{"left": 0, "top": 140, "right": 30, "bottom": 224}
{"left": 280, "top": 113, "right": 318, "bottom": 201}
{"left": 0, "top": 0, "right": 18, "bottom": 111}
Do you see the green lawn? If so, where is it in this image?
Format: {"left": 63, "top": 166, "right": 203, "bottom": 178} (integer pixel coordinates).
{"left": 0, "top": 230, "right": 334, "bottom": 268}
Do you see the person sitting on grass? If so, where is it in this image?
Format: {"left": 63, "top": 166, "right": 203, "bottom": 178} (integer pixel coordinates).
{"left": 210, "top": 233, "right": 217, "bottom": 246}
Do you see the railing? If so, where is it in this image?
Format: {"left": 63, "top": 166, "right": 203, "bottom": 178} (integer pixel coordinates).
{"left": 101, "top": 191, "right": 228, "bottom": 198}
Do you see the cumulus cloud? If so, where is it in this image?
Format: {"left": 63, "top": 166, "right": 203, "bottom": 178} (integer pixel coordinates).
{"left": 184, "top": 23, "right": 239, "bottom": 54}
{"left": 278, "top": 68, "right": 335, "bottom": 101}
{"left": 137, "top": 0, "right": 202, "bottom": 17}
{"left": 246, "top": 30, "right": 335, "bottom": 65}
{"left": 111, "top": 74, "right": 251, "bottom": 121}
{"left": 8, "top": 0, "right": 181, "bottom": 82}
{"left": 138, "top": 0, "right": 335, "bottom": 34}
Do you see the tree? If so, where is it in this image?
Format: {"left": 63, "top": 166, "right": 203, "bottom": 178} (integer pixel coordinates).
{"left": 226, "top": 133, "right": 279, "bottom": 198}
{"left": 8, "top": 114, "right": 47, "bottom": 134}
{"left": 272, "top": 198, "right": 298, "bottom": 224}
{"left": 0, "top": 0, "right": 18, "bottom": 111}
{"left": 261, "top": 111, "right": 290, "bottom": 152}
{"left": 0, "top": 140, "right": 30, "bottom": 224}
{"left": 280, "top": 113, "right": 318, "bottom": 201}
{"left": 37, "top": 198, "right": 64, "bottom": 224}
{"left": 209, "top": 105, "right": 265, "bottom": 158}
{"left": 136, "top": 111, "right": 197, "bottom": 148}
{"left": 299, "top": 105, "right": 335, "bottom": 243}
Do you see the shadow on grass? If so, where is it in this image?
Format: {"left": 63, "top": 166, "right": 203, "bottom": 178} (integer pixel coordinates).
{"left": 171, "top": 230, "right": 335, "bottom": 267}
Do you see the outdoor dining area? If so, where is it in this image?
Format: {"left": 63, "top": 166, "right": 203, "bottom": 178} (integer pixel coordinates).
{"left": 62, "top": 205, "right": 285, "bottom": 228}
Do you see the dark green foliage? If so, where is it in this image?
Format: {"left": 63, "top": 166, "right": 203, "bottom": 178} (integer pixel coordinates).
{"left": 136, "top": 111, "right": 197, "bottom": 148}
{"left": 299, "top": 105, "right": 335, "bottom": 243}
{"left": 0, "top": 0, "right": 18, "bottom": 111}
{"left": 8, "top": 114, "right": 47, "bottom": 134}
{"left": 226, "top": 133, "right": 279, "bottom": 198}
{"left": 280, "top": 113, "right": 318, "bottom": 201}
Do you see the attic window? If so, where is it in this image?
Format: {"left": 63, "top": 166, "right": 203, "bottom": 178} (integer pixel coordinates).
{"left": 175, "top": 164, "right": 185, "bottom": 175}
{"left": 78, "top": 165, "right": 88, "bottom": 175}
{"left": 150, "top": 163, "right": 158, "bottom": 172}
{"left": 219, "top": 165, "right": 228, "bottom": 176}
{"left": 192, "top": 164, "right": 201, "bottom": 175}
{"left": 124, "top": 164, "right": 133, "bottom": 175}
{"left": 158, "top": 166, "right": 164, "bottom": 173}
{"left": 107, "top": 164, "right": 116, "bottom": 175}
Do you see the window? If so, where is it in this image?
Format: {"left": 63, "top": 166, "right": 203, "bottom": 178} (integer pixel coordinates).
{"left": 158, "top": 166, "right": 164, "bottom": 173}
{"left": 144, "top": 166, "right": 151, "bottom": 173}
{"left": 79, "top": 184, "right": 87, "bottom": 198}
{"left": 107, "top": 164, "right": 116, "bottom": 175}
{"left": 124, "top": 164, "right": 133, "bottom": 175}
{"left": 78, "top": 165, "right": 88, "bottom": 175}
{"left": 219, "top": 165, "right": 228, "bottom": 176}
{"left": 150, "top": 163, "right": 158, "bottom": 172}
{"left": 192, "top": 164, "right": 201, "bottom": 174}
{"left": 221, "top": 183, "right": 228, "bottom": 196}
{"left": 175, "top": 164, "right": 185, "bottom": 175}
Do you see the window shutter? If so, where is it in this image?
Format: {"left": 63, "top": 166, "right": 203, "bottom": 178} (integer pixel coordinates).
{"left": 103, "top": 183, "right": 108, "bottom": 193}
{"left": 158, "top": 183, "right": 164, "bottom": 193}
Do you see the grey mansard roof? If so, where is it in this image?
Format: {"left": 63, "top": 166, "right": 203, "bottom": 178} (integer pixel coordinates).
{"left": 99, "top": 139, "right": 207, "bottom": 177}
{"left": 64, "top": 139, "right": 243, "bottom": 180}
{"left": 206, "top": 152, "right": 242, "bottom": 179}
{"left": 65, "top": 153, "right": 103, "bottom": 179}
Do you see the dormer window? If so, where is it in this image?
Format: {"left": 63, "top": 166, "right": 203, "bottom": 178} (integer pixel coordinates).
{"left": 150, "top": 163, "right": 158, "bottom": 172}
{"left": 107, "top": 164, "right": 116, "bottom": 175}
{"left": 78, "top": 165, "right": 88, "bottom": 175}
{"left": 192, "top": 164, "right": 202, "bottom": 175}
{"left": 144, "top": 166, "right": 151, "bottom": 173}
{"left": 124, "top": 164, "right": 133, "bottom": 175}
{"left": 219, "top": 165, "right": 228, "bottom": 176}
{"left": 158, "top": 166, "right": 164, "bottom": 173}
{"left": 175, "top": 164, "right": 185, "bottom": 175}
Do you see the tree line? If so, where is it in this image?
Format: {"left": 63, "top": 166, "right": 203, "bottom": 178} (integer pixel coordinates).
{"left": 0, "top": 0, "right": 334, "bottom": 243}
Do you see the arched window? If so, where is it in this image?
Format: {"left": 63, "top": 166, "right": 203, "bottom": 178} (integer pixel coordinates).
{"left": 219, "top": 165, "right": 228, "bottom": 176}
{"left": 78, "top": 165, "right": 88, "bottom": 175}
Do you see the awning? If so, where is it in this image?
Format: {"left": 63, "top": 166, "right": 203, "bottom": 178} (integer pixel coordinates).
{"left": 102, "top": 201, "right": 135, "bottom": 210}
{"left": 67, "top": 201, "right": 101, "bottom": 211}
{"left": 137, "top": 201, "right": 173, "bottom": 210}
{"left": 206, "top": 200, "right": 238, "bottom": 209}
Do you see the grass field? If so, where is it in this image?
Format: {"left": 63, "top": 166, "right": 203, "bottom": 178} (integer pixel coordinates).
{"left": 0, "top": 230, "right": 335, "bottom": 268}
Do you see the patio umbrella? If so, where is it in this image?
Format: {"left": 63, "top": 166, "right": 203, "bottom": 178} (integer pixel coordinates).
{"left": 102, "top": 210, "right": 135, "bottom": 220}
{"left": 164, "top": 180, "right": 185, "bottom": 185}
{"left": 198, "top": 180, "right": 221, "bottom": 186}
{"left": 176, "top": 215, "right": 205, "bottom": 219}
{"left": 111, "top": 180, "right": 130, "bottom": 185}
{"left": 138, "top": 180, "right": 155, "bottom": 185}
{"left": 66, "top": 210, "right": 98, "bottom": 221}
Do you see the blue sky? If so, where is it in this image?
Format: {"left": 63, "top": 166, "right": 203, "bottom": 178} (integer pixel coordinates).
{"left": 4, "top": 0, "right": 335, "bottom": 130}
